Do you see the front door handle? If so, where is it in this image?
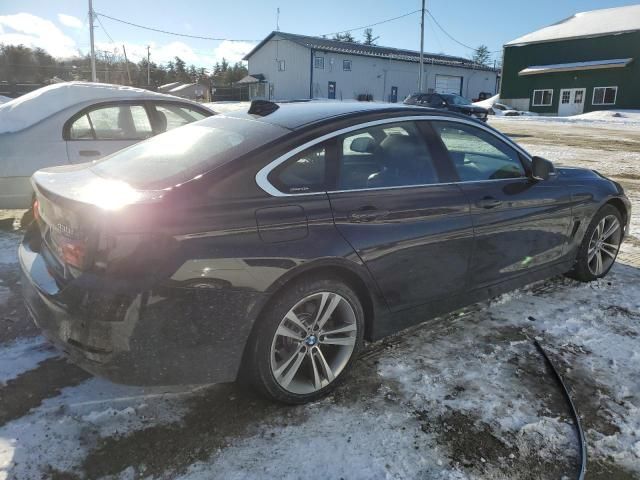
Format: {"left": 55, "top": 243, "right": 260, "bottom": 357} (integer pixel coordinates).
{"left": 79, "top": 150, "right": 101, "bottom": 157}
{"left": 476, "top": 197, "right": 503, "bottom": 209}
{"left": 348, "top": 208, "right": 389, "bottom": 223}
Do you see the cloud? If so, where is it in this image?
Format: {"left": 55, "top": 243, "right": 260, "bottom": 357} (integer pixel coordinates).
{"left": 57, "top": 13, "right": 84, "bottom": 29}
{"left": 213, "top": 40, "right": 256, "bottom": 64}
{"left": 0, "top": 13, "right": 256, "bottom": 68}
{"left": 0, "top": 13, "right": 78, "bottom": 57}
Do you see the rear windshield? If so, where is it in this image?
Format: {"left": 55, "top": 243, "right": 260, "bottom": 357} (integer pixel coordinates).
{"left": 89, "top": 115, "right": 289, "bottom": 190}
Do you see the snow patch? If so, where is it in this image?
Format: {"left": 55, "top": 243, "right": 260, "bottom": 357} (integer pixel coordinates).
{"left": 0, "top": 336, "right": 58, "bottom": 385}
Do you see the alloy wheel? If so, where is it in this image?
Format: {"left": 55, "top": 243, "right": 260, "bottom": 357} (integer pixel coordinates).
{"left": 587, "top": 214, "right": 621, "bottom": 276}
{"left": 270, "top": 291, "right": 358, "bottom": 395}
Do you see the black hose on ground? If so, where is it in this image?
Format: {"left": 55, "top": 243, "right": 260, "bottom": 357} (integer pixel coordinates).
{"left": 534, "top": 339, "right": 587, "bottom": 480}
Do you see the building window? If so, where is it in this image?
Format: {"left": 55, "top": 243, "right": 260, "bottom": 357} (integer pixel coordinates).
{"left": 343, "top": 60, "right": 352, "bottom": 71}
{"left": 277, "top": 60, "right": 286, "bottom": 72}
{"left": 532, "top": 89, "right": 553, "bottom": 106}
{"left": 314, "top": 56, "right": 324, "bottom": 69}
{"left": 575, "top": 90, "right": 584, "bottom": 104}
{"left": 592, "top": 86, "right": 617, "bottom": 105}
{"left": 561, "top": 90, "right": 571, "bottom": 104}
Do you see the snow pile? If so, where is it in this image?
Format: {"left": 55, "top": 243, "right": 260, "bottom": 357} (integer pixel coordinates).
{"left": 507, "top": 4, "right": 640, "bottom": 45}
{"left": 0, "top": 82, "right": 169, "bottom": 134}
{"left": 0, "top": 96, "right": 12, "bottom": 105}
{"left": 473, "top": 94, "right": 499, "bottom": 109}
{"left": 494, "top": 109, "right": 640, "bottom": 126}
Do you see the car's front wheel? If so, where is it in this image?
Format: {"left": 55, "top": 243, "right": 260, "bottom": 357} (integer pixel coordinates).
{"left": 245, "top": 277, "right": 364, "bottom": 404}
{"left": 569, "top": 204, "right": 623, "bottom": 282}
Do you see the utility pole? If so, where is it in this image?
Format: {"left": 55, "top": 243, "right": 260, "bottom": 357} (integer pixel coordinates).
{"left": 147, "top": 45, "right": 151, "bottom": 86}
{"left": 89, "top": 0, "right": 97, "bottom": 82}
{"left": 123, "top": 44, "right": 132, "bottom": 85}
{"left": 418, "top": 0, "right": 425, "bottom": 93}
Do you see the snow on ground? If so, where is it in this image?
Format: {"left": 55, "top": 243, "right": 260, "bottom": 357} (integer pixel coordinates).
{"left": 0, "top": 336, "right": 57, "bottom": 385}
{"left": 0, "top": 120, "right": 638, "bottom": 479}
{"left": 0, "top": 96, "right": 12, "bottom": 105}
{"left": 496, "top": 109, "right": 640, "bottom": 126}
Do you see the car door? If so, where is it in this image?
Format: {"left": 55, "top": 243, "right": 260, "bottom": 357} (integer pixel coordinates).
{"left": 65, "top": 102, "right": 154, "bottom": 163}
{"left": 328, "top": 119, "right": 474, "bottom": 312}
{"left": 430, "top": 120, "right": 573, "bottom": 288}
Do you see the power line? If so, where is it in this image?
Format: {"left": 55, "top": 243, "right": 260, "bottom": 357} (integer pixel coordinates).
{"left": 95, "top": 12, "right": 261, "bottom": 42}
{"left": 426, "top": 10, "right": 502, "bottom": 53}
{"left": 321, "top": 9, "right": 421, "bottom": 37}
{"left": 95, "top": 13, "right": 115, "bottom": 44}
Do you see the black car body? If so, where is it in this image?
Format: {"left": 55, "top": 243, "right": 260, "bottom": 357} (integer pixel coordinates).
{"left": 405, "top": 93, "right": 489, "bottom": 121}
{"left": 20, "top": 101, "right": 630, "bottom": 398}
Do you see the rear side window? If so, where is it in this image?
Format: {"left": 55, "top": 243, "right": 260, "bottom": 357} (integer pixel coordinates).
{"left": 89, "top": 116, "right": 288, "bottom": 190}
{"left": 432, "top": 121, "right": 525, "bottom": 181}
{"left": 269, "top": 144, "right": 327, "bottom": 194}
{"left": 69, "top": 104, "right": 153, "bottom": 140}
{"left": 150, "top": 103, "right": 209, "bottom": 132}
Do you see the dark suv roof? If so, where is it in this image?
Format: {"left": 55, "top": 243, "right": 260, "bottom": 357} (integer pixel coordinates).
{"left": 223, "top": 101, "right": 456, "bottom": 130}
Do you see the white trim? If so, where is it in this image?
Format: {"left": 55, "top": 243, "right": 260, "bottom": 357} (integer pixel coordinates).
{"left": 592, "top": 86, "right": 618, "bottom": 106}
{"left": 519, "top": 58, "right": 632, "bottom": 76}
{"left": 532, "top": 89, "right": 553, "bottom": 106}
{"left": 255, "top": 115, "right": 532, "bottom": 197}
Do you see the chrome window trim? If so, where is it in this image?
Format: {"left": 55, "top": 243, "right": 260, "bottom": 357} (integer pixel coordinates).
{"left": 255, "top": 115, "right": 533, "bottom": 197}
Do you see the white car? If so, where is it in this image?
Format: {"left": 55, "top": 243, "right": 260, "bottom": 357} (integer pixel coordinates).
{"left": 0, "top": 82, "right": 215, "bottom": 209}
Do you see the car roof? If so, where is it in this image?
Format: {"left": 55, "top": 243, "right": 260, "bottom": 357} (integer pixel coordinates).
{"left": 222, "top": 100, "right": 465, "bottom": 130}
{"left": 0, "top": 82, "right": 213, "bottom": 134}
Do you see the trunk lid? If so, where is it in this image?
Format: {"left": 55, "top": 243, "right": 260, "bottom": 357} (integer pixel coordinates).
{"left": 32, "top": 164, "right": 161, "bottom": 278}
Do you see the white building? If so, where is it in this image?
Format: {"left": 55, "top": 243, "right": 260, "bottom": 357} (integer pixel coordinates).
{"left": 242, "top": 31, "right": 499, "bottom": 102}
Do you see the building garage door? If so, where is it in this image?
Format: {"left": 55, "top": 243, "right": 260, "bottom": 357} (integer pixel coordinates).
{"left": 435, "top": 75, "right": 462, "bottom": 95}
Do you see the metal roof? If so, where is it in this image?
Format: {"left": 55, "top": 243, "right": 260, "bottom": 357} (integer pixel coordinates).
{"left": 244, "top": 31, "right": 496, "bottom": 71}
{"left": 506, "top": 4, "right": 640, "bottom": 46}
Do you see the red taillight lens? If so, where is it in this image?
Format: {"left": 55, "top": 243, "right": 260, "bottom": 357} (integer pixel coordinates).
{"left": 33, "top": 198, "right": 40, "bottom": 222}
{"left": 61, "top": 240, "right": 87, "bottom": 269}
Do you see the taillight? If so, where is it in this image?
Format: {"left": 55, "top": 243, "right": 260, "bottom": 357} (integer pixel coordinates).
{"left": 33, "top": 198, "right": 40, "bottom": 222}
{"left": 61, "top": 239, "right": 88, "bottom": 269}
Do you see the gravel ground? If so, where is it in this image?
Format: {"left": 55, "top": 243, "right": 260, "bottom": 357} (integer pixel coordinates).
{"left": 0, "top": 119, "right": 638, "bottom": 480}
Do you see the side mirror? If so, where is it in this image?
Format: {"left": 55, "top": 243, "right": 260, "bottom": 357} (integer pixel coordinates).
{"left": 531, "top": 156, "right": 555, "bottom": 181}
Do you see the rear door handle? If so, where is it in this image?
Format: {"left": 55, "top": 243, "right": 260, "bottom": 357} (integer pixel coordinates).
{"left": 476, "top": 197, "right": 503, "bottom": 209}
{"left": 348, "top": 208, "right": 389, "bottom": 223}
{"left": 79, "top": 150, "right": 101, "bottom": 157}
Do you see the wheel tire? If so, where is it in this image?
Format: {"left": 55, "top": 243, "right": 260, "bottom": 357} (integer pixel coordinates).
{"left": 567, "top": 204, "right": 623, "bottom": 282}
{"left": 243, "top": 276, "right": 364, "bottom": 404}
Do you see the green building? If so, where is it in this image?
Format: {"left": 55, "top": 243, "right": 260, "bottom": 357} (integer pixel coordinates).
{"left": 500, "top": 4, "right": 640, "bottom": 116}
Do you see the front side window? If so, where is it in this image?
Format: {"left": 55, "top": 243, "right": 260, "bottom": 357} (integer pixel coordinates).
{"left": 69, "top": 104, "right": 153, "bottom": 140}
{"left": 593, "top": 86, "right": 617, "bottom": 105}
{"left": 270, "top": 145, "right": 326, "bottom": 194}
{"left": 338, "top": 121, "right": 439, "bottom": 190}
{"left": 432, "top": 121, "right": 525, "bottom": 182}
{"left": 314, "top": 56, "right": 324, "bottom": 69}
{"left": 532, "top": 89, "right": 553, "bottom": 106}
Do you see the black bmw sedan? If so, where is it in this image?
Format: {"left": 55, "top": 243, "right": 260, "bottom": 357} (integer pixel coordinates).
{"left": 20, "top": 100, "right": 630, "bottom": 404}
{"left": 404, "top": 92, "right": 489, "bottom": 121}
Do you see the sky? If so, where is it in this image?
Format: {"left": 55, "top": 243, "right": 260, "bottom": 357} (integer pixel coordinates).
{"left": 0, "top": 0, "right": 638, "bottom": 69}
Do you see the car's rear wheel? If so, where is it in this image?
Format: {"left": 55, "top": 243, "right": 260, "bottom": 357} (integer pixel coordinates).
{"left": 245, "top": 277, "right": 364, "bottom": 404}
{"left": 568, "top": 204, "right": 623, "bottom": 282}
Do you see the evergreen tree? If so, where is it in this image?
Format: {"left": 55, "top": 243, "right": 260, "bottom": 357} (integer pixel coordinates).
{"left": 472, "top": 45, "right": 491, "bottom": 66}
{"left": 363, "top": 28, "right": 379, "bottom": 45}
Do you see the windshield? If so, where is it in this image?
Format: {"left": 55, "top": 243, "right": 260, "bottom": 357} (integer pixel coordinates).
{"left": 89, "top": 115, "right": 288, "bottom": 190}
{"left": 442, "top": 94, "right": 471, "bottom": 106}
